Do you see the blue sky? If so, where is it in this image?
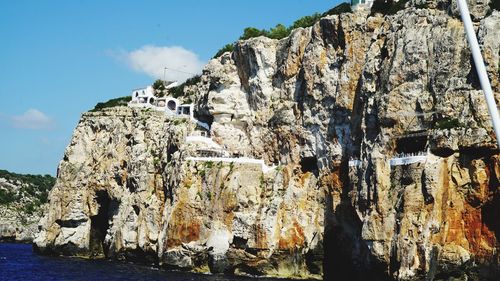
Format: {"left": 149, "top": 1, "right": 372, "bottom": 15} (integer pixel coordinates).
{"left": 0, "top": 0, "right": 342, "bottom": 176}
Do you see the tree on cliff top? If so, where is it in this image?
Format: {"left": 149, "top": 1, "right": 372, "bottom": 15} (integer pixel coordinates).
{"left": 152, "top": 79, "right": 167, "bottom": 97}
{"left": 240, "top": 27, "right": 269, "bottom": 40}
{"left": 213, "top": 2, "right": 353, "bottom": 58}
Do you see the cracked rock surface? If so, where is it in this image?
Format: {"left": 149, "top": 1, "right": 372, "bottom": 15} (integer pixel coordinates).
{"left": 35, "top": 2, "right": 499, "bottom": 280}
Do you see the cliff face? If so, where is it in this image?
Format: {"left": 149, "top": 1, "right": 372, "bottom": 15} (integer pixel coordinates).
{"left": 0, "top": 170, "right": 54, "bottom": 242}
{"left": 35, "top": 2, "right": 499, "bottom": 280}
{"left": 33, "top": 108, "right": 324, "bottom": 279}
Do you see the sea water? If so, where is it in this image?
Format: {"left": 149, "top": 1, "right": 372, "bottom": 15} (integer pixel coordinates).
{"left": 0, "top": 243, "right": 289, "bottom": 281}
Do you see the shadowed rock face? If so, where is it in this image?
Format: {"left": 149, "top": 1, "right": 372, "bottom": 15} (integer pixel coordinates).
{"left": 35, "top": 2, "right": 499, "bottom": 280}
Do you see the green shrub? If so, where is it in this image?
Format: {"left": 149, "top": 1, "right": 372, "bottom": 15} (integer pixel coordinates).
{"left": 323, "top": 2, "right": 352, "bottom": 16}
{"left": 198, "top": 169, "right": 206, "bottom": 177}
{"left": 268, "top": 24, "right": 291, "bottom": 39}
{"left": 0, "top": 170, "right": 55, "bottom": 206}
{"left": 237, "top": 23, "right": 291, "bottom": 42}
{"left": 371, "top": 0, "right": 409, "bottom": 15}
{"left": 435, "top": 118, "right": 461, "bottom": 129}
{"left": 168, "top": 75, "right": 201, "bottom": 98}
{"left": 290, "top": 13, "right": 323, "bottom": 30}
{"left": 213, "top": 2, "right": 353, "bottom": 58}
{"left": 214, "top": 43, "right": 235, "bottom": 58}
{"left": 185, "top": 75, "right": 201, "bottom": 86}
{"left": 152, "top": 80, "right": 167, "bottom": 97}
{"left": 0, "top": 188, "right": 16, "bottom": 204}
{"left": 491, "top": 0, "right": 500, "bottom": 11}
{"left": 169, "top": 85, "right": 184, "bottom": 98}
{"left": 259, "top": 173, "right": 266, "bottom": 197}
{"left": 173, "top": 119, "right": 186, "bottom": 125}
{"left": 23, "top": 201, "right": 37, "bottom": 215}
{"left": 90, "top": 96, "right": 131, "bottom": 112}
{"left": 152, "top": 79, "right": 166, "bottom": 91}
{"left": 371, "top": 0, "right": 390, "bottom": 14}
{"left": 240, "top": 27, "right": 269, "bottom": 40}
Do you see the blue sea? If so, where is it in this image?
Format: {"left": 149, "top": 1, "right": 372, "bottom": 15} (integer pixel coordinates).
{"left": 0, "top": 243, "right": 287, "bottom": 281}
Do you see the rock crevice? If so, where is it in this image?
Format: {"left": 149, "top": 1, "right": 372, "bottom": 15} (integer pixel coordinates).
{"left": 35, "top": 4, "right": 499, "bottom": 280}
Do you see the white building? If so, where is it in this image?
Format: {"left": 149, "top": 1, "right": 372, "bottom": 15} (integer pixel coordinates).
{"left": 130, "top": 81, "right": 179, "bottom": 108}
{"left": 128, "top": 83, "right": 209, "bottom": 130}
{"left": 130, "top": 86, "right": 156, "bottom": 105}
{"left": 351, "top": 0, "right": 374, "bottom": 8}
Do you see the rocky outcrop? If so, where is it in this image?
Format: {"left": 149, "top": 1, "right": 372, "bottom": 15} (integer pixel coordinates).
{"left": 0, "top": 208, "right": 41, "bottom": 242}
{"left": 35, "top": 2, "right": 499, "bottom": 280}
{"left": 33, "top": 108, "right": 323, "bottom": 279}
{"left": 0, "top": 172, "right": 53, "bottom": 242}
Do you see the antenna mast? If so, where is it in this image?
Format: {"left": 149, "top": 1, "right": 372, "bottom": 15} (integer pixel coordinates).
{"left": 457, "top": 0, "right": 500, "bottom": 149}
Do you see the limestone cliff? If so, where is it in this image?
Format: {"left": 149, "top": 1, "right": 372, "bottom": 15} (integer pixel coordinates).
{"left": 35, "top": 1, "right": 499, "bottom": 280}
{"left": 0, "top": 170, "right": 54, "bottom": 242}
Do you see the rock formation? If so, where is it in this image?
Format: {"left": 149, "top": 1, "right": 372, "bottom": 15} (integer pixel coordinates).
{"left": 35, "top": 1, "right": 499, "bottom": 280}
{"left": 0, "top": 171, "right": 53, "bottom": 242}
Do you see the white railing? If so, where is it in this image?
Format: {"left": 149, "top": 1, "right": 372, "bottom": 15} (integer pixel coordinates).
{"left": 193, "top": 119, "right": 209, "bottom": 130}
{"left": 185, "top": 156, "right": 276, "bottom": 173}
{"left": 128, "top": 102, "right": 165, "bottom": 112}
{"left": 129, "top": 102, "right": 210, "bottom": 130}
{"left": 389, "top": 155, "right": 427, "bottom": 166}
{"left": 348, "top": 152, "right": 428, "bottom": 167}
{"left": 348, "top": 159, "right": 361, "bottom": 167}
{"left": 392, "top": 152, "right": 427, "bottom": 159}
{"left": 186, "top": 135, "right": 222, "bottom": 149}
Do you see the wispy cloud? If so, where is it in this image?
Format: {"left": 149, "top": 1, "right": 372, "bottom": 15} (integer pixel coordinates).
{"left": 111, "top": 45, "right": 205, "bottom": 82}
{"left": 40, "top": 135, "right": 68, "bottom": 146}
{"left": 10, "top": 109, "right": 55, "bottom": 130}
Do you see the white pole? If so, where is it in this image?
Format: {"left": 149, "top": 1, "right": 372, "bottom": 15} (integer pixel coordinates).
{"left": 457, "top": 0, "right": 500, "bottom": 149}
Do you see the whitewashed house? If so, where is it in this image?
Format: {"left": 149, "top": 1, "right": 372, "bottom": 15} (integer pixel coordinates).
{"left": 127, "top": 83, "right": 275, "bottom": 172}
{"left": 128, "top": 82, "right": 209, "bottom": 130}
{"left": 130, "top": 86, "right": 156, "bottom": 106}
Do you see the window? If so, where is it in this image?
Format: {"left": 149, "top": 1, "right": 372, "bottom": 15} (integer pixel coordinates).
{"left": 167, "top": 100, "right": 176, "bottom": 110}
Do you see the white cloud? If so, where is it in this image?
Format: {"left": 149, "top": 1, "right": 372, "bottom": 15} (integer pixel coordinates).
{"left": 10, "top": 109, "right": 55, "bottom": 130}
{"left": 114, "top": 45, "right": 205, "bottom": 83}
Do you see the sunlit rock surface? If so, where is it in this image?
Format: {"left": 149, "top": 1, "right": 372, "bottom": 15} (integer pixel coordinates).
{"left": 35, "top": 2, "right": 499, "bottom": 280}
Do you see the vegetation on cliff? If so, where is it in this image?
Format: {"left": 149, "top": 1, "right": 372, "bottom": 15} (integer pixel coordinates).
{"left": 214, "top": 2, "right": 352, "bottom": 58}
{"left": 90, "top": 96, "right": 132, "bottom": 112}
{"left": 35, "top": 1, "right": 500, "bottom": 279}
{"left": 371, "top": 0, "right": 409, "bottom": 15}
{"left": 492, "top": 0, "right": 500, "bottom": 11}
{"left": 0, "top": 169, "right": 55, "bottom": 213}
{"left": 168, "top": 75, "right": 201, "bottom": 99}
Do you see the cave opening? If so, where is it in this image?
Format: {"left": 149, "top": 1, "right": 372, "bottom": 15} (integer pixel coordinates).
{"left": 194, "top": 111, "right": 214, "bottom": 128}
{"left": 300, "top": 156, "right": 319, "bottom": 176}
{"left": 395, "top": 135, "right": 428, "bottom": 154}
{"left": 482, "top": 193, "right": 500, "bottom": 240}
{"left": 89, "top": 190, "right": 113, "bottom": 258}
{"left": 167, "top": 143, "right": 179, "bottom": 162}
{"left": 232, "top": 236, "right": 248, "bottom": 249}
{"left": 431, "top": 147, "right": 455, "bottom": 158}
